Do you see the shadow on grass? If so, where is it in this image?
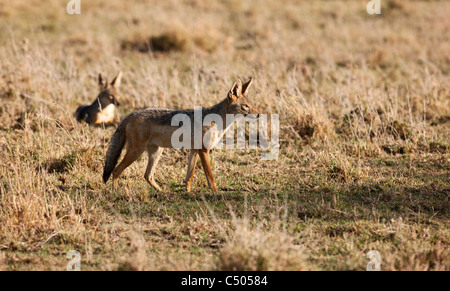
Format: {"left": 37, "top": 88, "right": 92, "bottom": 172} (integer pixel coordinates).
{"left": 101, "top": 175, "right": 448, "bottom": 225}
{"left": 149, "top": 181, "right": 449, "bottom": 223}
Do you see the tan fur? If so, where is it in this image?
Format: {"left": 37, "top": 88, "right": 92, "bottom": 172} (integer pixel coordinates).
{"left": 95, "top": 103, "right": 116, "bottom": 124}
{"left": 103, "top": 78, "right": 260, "bottom": 193}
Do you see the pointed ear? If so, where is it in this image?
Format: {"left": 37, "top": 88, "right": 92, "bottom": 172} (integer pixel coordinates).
{"left": 98, "top": 73, "right": 105, "bottom": 88}
{"left": 111, "top": 71, "right": 122, "bottom": 88}
{"left": 242, "top": 78, "right": 253, "bottom": 96}
{"left": 228, "top": 79, "right": 242, "bottom": 102}
{"left": 99, "top": 73, "right": 109, "bottom": 89}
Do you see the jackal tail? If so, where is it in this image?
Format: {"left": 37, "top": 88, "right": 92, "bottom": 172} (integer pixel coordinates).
{"left": 103, "top": 117, "right": 128, "bottom": 183}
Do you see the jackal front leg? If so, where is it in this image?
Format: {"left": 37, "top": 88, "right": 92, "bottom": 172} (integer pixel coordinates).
{"left": 198, "top": 150, "right": 218, "bottom": 193}
{"left": 144, "top": 145, "right": 166, "bottom": 193}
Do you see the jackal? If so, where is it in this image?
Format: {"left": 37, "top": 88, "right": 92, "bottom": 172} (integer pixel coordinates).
{"left": 102, "top": 78, "right": 260, "bottom": 193}
{"left": 75, "top": 72, "right": 122, "bottom": 125}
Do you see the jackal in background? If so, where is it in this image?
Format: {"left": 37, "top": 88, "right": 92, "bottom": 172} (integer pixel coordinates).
{"left": 102, "top": 78, "right": 260, "bottom": 193}
{"left": 75, "top": 72, "right": 122, "bottom": 125}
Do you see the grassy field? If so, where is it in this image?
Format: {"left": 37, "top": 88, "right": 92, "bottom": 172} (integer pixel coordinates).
{"left": 0, "top": 0, "right": 448, "bottom": 270}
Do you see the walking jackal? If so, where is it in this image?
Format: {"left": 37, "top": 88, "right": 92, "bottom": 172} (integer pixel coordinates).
{"left": 102, "top": 78, "right": 260, "bottom": 193}
{"left": 75, "top": 72, "right": 122, "bottom": 125}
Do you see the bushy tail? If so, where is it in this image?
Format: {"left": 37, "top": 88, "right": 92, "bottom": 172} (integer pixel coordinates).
{"left": 103, "top": 118, "right": 128, "bottom": 183}
{"left": 75, "top": 105, "right": 87, "bottom": 122}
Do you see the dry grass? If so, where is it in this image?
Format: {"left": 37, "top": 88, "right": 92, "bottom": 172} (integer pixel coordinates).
{"left": 218, "top": 219, "right": 309, "bottom": 271}
{"left": 0, "top": 0, "right": 449, "bottom": 270}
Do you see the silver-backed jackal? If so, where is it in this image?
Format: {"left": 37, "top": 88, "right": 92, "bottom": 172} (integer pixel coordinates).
{"left": 75, "top": 72, "right": 122, "bottom": 125}
{"left": 102, "top": 78, "right": 260, "bottom": 193}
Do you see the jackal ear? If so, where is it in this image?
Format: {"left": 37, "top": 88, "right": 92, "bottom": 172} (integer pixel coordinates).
{"left": 242, "top": 78, "right": 253, "bottom": 96}
{"left": 228, "top": 79, "right": 242, "bottom": 102}
{"left": 98, "top": 73, "right": 108, "bottom": 89}
{"left": 98, "top": 73, "right": 104, "bottom": 88}
{"left": 111, "top": 71, "right": 122, "bottom": 88}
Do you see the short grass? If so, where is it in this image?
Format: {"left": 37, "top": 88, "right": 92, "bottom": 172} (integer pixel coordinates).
{"left": 0, "top": 0, "right": 448, "bottom": 270}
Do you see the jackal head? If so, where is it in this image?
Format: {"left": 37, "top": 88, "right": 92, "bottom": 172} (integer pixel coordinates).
{"left": 96, "top": 72, "right": 122, "bottom": 108}
{"left": 226, "top": 78, "right": 260, "bottom": 118}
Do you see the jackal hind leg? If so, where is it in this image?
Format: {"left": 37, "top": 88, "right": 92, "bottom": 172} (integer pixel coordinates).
{"left": 144, "top": 145, "right": 165, "bottom": 193}
{"left": 184, "top": 150, "right": 198, "bottom": 192}
{"left": 112, "top": 145, "right": 146, "bottom": 189}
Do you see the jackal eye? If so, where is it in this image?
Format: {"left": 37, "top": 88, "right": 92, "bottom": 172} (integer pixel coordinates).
{"left": 242, "top": 104, "right": 249, "bottom": 111}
